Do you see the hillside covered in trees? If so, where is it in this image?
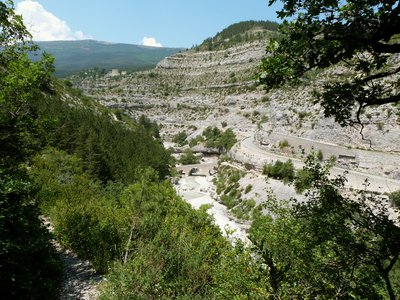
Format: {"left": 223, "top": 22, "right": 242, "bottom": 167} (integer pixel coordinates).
{"left": 195, "top": 20, "right": 279, "bottom": 51}
{"left": 35, "top": 40, "right": 183, "bottom": 77}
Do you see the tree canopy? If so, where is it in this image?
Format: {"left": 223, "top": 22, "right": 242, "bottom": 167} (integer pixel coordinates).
{"left": 259, "top": 0, "right": 400, "bottom": 126}
{"left": 250, "top": 155, "right": 400, "bottom": 299}
{"left": 0, "top": 1, "right": 62, "bottom": 297}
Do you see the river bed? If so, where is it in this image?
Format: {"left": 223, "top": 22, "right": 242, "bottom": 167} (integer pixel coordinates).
{"left": 175, "top": 174, "right": 251, "bottom": 246}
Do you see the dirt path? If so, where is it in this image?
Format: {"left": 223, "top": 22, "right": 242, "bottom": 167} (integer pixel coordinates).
{"left": 42, "top": 218, "right": 103, "bottom": 299}
{"left": 58, "top": 246, "right": 103, "bottom": 300}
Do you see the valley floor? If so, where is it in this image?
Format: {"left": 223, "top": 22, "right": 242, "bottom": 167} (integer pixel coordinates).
{"left": 175, "top": 172, "right": 251, "bottom": 246}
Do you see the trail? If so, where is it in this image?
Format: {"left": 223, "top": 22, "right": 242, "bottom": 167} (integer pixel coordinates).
{"left": 43, "top": 218, "right": 103, "bottom": 299}
{"left": 58, "top": 246, "right": 103, "bottom": 300}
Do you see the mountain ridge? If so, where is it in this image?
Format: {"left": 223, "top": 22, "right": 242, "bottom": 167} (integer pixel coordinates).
{"left": 36, "top": 39, "right": 184, "bottom": 77}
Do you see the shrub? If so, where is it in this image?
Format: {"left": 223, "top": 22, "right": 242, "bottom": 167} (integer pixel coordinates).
{"left": 389, "top": 190, "right": 400, "bottom": 208}
{"left": 179, "top": 149, "right": 200, "bottom": 165}
{"left": 263, "top": 160, "right": 295, "bottom": 183}
{"left": 279, "top": 140, "right": 290, "bottom": 149}
{"left": 244, "top": 184, "right": 253, "bottom": 194}
{"left": 172, "top": 131, "right": 188, "bottom": 146}
{"left": 203, "top": 126, "right": 237, "bottom": 152}
{"left": 188, "top": 135, "right": 204, "bottom": 147}
{"left": 294, "top": 169, "right": 315, "bottom": 193}
{"left": 317, "top": 149, "right": 324, "bottom": 161}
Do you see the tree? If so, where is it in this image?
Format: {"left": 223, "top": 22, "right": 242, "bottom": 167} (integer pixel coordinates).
{"left": 0, "top": 1, "right": 61, "bottom": 297}
{"left": 179, "top": 148, "right": 200, "bottom": 165}
{"left": 172, "top": 130, "right": 188, "bottom": 146}
{"left": 138, "top": 114, "right": 160, "bottom": 139}
{"left": 262, "top": 159, "right": 295, "bottom": 183}
{"left": 259, "top": 0, "right": 400, "bottom": 126}
{"left": 202, "top": 126, "right": 237, "bottom": 153}
{"left": 389, "top": 189, "right": 400, "bottom": 208}
{"left": 218, "top": 128, "right": 237, "bottom": 153}
{"left": 251, "top": 156, "right": 400, "bottom": 299}
{"left": 0, "top": 1, "right": 54, "bottom": 170}
{"left": 294, "top": 157, "right": 400, "bottom": 299}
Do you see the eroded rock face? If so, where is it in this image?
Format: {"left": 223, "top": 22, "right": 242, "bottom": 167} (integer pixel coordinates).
{"left": 72, "top": 37, "right": 400, "bottom": 174}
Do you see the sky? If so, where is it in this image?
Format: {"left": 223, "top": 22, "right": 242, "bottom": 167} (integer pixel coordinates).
{"left": 15, "top": 0, "right": 283, "bottom": 48}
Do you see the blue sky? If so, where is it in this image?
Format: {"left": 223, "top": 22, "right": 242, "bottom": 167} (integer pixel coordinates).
{"left": 15, "top": 0, "right": 283, "bottom": 48}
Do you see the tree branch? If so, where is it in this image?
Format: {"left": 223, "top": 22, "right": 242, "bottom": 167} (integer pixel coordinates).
{"left": 371, "top": 42, "right": 400, "bottom": 54}
{"left": 361, "top": 66, "right": 400, "bottom": 83}
{"left": 363, "top": 93, "right": 400, "bottom": 107}
{"left": 376, "top": 1, "right": 400, "bottom": 42}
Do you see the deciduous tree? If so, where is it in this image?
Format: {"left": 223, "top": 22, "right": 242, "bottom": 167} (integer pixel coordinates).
{"left": 259, "top": 0, "right": 400, "bottom": 126}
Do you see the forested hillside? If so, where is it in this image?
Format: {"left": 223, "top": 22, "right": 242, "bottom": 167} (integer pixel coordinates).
{"left": 35, "top": 40, "right": 183, "bottom": 77}
{"left": 195, "top": 20, "right": 279, "bottom": 51}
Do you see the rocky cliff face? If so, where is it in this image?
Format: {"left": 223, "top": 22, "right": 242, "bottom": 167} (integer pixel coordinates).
{"left": 72, "top": 36, "right": 400, "bottom": 156}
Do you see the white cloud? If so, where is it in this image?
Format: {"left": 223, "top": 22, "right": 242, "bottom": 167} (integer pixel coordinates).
{"left": 16, "top": 0, "right": 88, "bottom": 41}
{"left": 141, "top": 36, "right": 162, "bottom": 47}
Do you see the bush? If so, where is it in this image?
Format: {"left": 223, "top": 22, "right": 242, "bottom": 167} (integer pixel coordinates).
{"left": 279, "top": 140, "right": 290, "bottom": 149}
{"left": 389, "top": 190, "right": 400, "bottom": 208}
{"left": 317, "top": 149, "right": 324, "bottom": 161}
{"left": 179, "top": 149, "right": 200, "bottom": 165}
{"left": 100, "top": 194, "right": 229, "bottom": 299}
{"left": 172, "top": 131, "right": 188, "bottom": 146}
{"left": 294, "top": 169, "right": 314, "bottom": 193}
{"left": 188, "top": 135, "right": 204, "bottom": 147}
{"left": 244, "top": 184, "right": 253, "bottom": 194}
{"left": 263, "top": 160, "right": 295, "bottom": 183}
{"left": 202, "top": 126, "right": 237, "bottom": 152}
{"left": 0, "top": 169, "right": 62, "bottom": 298}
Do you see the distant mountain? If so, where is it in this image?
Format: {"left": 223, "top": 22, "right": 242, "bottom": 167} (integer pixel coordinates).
{"left": 195, "top": 20, "right": 279, "bottom": 51}
{"left": 35, "top": 40, "right": 184, "bottom": 77}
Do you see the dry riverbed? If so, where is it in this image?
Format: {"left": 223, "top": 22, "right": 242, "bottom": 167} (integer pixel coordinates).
{"left": 174, "top": 157, "right": 251, "bottom": 246}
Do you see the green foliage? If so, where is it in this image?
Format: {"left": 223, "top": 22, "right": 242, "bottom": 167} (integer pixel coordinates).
{"left": 172, "top": 130, "right": 188, "bottom": 146}
{"left": 278, "top": 139, "right": 289, "bottom": 149}
{"left": 389, "top": 190, "right": 400, "bottom": 208}
{"left": 263, "top": 159, "right": 295, "bottom": 183}
{"left": 0, "top": 168, "right": 62, "bottom": 299}
{"left": 232, "top": 199, "right": 258, "bottom": 221}
{"left": 316, "top": 149, "right": 323, "bottom": 161}
{"left": 188, "top": 135, "right": 204, "bottom": 147}
{"left": 244, "top": 184, "right": 252, "bottom": 194}
{"left": 214, "top": 165, "right": 246, "bottom": 211}
{"left": 251, "top": 158, "right": 400, "bottom": 299}
{"left": 293, "top": 168, "right": 314, "bottom": 193}
{"left": 202, "top": 126, "right": 237, "bottom": 153}
{"left": 30, "top": 149, "right": 123, "bottom": 272}
{"left": 260, "top": 0, "right": 400, "bottom": 126}
{"left": 32, "top": 89, "right": 172, "bottom": 184}
{"left": 196, "top": 20, "right": 279, "bottom": 51}
{"left": 179, "top": 148, "right": 200, "bottom": 165}
{"left": 31, "top": 149, "right": 274, "bottom": 299}
{"left": 0, "top": 1, "right": 62, "bottom": 297}
{"left": 211, "top": 243, "right": 270, "bottom": 299}
{"left": 31, "top": 150, "right": 177, "bottom": 274}
{"left": 250, "top": 198, "right": 307, "bottom": 297}
{"left": 35, "top": 40, "right": 183, "bottom": 77}
{"left": 138, "top": 114, "right": 160, "bottom": 139}
{"left": 99, "top": 186, "right": 230, "bottom": 299}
